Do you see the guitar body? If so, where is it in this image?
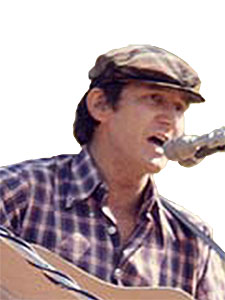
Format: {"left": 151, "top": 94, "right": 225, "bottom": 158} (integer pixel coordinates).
{"left": 0, "top": 239, "right": 194, "bottom": 300}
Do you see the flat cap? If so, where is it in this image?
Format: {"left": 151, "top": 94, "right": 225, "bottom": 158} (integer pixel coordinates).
{"left": 89, "top": 45, "right": 205, "bottom": 103}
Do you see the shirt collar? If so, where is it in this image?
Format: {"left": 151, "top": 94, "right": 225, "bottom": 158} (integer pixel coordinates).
{"left": 140, "top": 176, "right": 176, "bottom": 243}
{"left": 65, "top": 145, "right": 103, "bottom": 208}
{"left": 157, "top": 196, "right": 176, "bottom": 242}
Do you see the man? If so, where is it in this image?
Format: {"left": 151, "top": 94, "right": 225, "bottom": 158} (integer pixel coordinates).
{"left": 0, "top": 45, "right": 224, "bottom": 299}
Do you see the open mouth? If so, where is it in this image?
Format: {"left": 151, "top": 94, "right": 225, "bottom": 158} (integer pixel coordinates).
{"left": 147, "top": 136, "right": 166, "bottom": 147}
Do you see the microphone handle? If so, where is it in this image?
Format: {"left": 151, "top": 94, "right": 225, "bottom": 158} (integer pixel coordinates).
{"left": 195, "top": 144, "right": 225, "bottom": 159}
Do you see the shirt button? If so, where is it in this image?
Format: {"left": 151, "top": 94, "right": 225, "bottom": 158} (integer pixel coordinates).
{"left": 107, "top": 226, "right": 117, "bottom": 235}
{"left": 89, "top": 211, "right": 95, "bottom": 217}
{"left": 114, "top": 268, "right": 122, "bottom": 278}
{"left": 123, "top": 249, "right": 130, "bottom": 257}
{"left": 146, "top": 212, "right": 153, "bottom": 220}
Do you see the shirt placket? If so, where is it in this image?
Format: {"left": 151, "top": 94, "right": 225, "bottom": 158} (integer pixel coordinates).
{"left": 100, "top": 199, "right": 154, "bottom": 285}
{"left": 115, "top": 215, "right": 154, "bottom": 285}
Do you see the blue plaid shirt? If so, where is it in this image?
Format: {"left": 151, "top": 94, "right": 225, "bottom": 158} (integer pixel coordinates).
{"left": 0, "top": 147, "right": 224, "bottom": 299}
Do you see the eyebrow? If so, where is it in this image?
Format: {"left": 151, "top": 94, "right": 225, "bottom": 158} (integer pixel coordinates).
{"left": 140, "top": 90, "right": 190, "bottom": 109}
{"left": 141, "top": 85, "right": 188, "bottom": 100}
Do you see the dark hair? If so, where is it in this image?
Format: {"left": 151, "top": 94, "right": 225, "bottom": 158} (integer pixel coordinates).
{"left": 73, "top": 82, "right": 126, "bottom": 145}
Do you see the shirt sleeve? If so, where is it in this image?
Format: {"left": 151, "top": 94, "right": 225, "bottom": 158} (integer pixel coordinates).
{"left": 0, "top": 167, "right": 30, "bottom": 234}
{"left": 196, "top": 247, "right": 225, "bottom": 300}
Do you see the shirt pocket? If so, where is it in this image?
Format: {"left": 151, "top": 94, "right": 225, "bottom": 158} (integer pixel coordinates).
{"left": 59, "top": 232, "right": 90, "bottom": 263}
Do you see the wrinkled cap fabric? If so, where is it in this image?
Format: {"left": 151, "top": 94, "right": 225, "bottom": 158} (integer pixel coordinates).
{"left": 89, "top": 45, "right": 205, "bottom": 103}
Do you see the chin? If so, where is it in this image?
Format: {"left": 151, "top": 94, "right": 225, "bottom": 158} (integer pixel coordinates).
{"left": 145, "top": 157, "right": 168, "bottom": 174}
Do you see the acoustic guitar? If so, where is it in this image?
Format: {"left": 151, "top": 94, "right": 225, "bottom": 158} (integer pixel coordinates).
{"left": 0, "top": 230, "right": 194, "bottom": 300}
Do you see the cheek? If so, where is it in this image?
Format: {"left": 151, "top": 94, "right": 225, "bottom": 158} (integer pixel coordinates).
{"left": 107, "top": 111, "right": 136, "bottom": 142}
{"left": 108, "top": 110, "right": 145, "bottom": 147}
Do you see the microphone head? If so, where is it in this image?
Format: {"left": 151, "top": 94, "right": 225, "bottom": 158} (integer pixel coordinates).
{"left": 163, "top": 135, "right": 199, "bottom": 161}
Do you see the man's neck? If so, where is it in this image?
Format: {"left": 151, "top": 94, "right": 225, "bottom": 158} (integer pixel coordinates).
{"left": 88, "top": 141, "right": 149, "bottom": 208}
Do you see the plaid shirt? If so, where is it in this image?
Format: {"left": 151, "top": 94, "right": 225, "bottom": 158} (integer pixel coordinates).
{"left": 0, "top": 147, "right": 224, "bottom": 299}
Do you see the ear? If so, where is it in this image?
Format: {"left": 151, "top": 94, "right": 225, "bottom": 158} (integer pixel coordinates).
{"left": 86, "top": 88, "right": 113, "bottom": 122}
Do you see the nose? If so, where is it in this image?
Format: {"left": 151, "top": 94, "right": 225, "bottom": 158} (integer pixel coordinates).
{"left": 156, "top": 114, "right": 174, "bottom": 131}
{"left": 156, "top": 104, "right": 175, "bottom": 125}
{"left": 155, "top": 106, "right": 183, "bottom": 135}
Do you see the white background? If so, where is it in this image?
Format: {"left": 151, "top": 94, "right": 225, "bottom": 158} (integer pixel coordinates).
{"left": 0, "top": 1, "right": 224, "bottom": 250}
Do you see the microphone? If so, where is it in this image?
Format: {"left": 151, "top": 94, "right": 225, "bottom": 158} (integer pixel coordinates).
{"left": 163, "top": 127, "right": 225, "bottom": 167}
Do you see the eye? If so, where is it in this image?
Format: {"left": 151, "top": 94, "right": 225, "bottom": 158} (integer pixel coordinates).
{"left": 141, "top": 93, "right": 165, "bottom": 104}
{"left": 174, "top": 102, "right": 188, "bottom": 113}
{"left": 175, "top": 103, "right": 184, "bottom": 111}
{"left": 150, "top": 94, "right": 164, "bottom": 103}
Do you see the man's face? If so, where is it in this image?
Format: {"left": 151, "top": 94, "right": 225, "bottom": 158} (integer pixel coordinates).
{"left": 100, "top": 82, "right": 188, "bottom": 174}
